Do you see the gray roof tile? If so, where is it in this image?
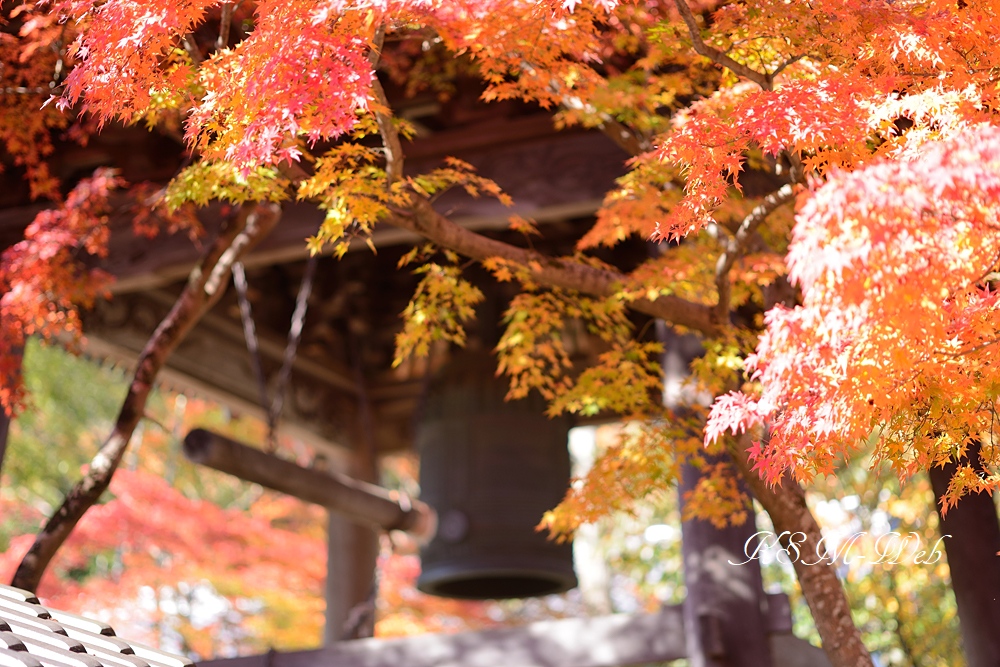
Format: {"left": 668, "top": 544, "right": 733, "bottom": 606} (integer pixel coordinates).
{"left": 0, "top": 586, "right": 192, "bottom": 667}
{"left": 0, "top": 647, "right": 43, "bottom": 667}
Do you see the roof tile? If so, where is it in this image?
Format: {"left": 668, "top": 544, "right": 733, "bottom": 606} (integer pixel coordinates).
{"left": 0, "top": 586, "right": 192, "bottom": 667}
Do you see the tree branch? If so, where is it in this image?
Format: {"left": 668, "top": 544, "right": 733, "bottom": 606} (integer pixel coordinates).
{"left": 11, "top": 202, "right": 282, "bottom": 592}
{"left": 771, "top": 54, "right": 805, "bottom": 80}
{"left": 373, "top": 79, "right": 404, "bottom": 187}
{"left": 517, "top": 57, "right": 653, "bottom": 158}
{"left": 596, "top": 115, "right": 652, "bottom": 157}
{"left": 672, "top": 0, "right": 772, "bottom": 90}
{"left": 368, "top": 24, "right": 404, "bottom": 187}
{"left": 386, "top": 195, "right": 720, "bottom": 336}
{"left": 714, "top": 183, "right": 795, "bottom": 322}
{"left": 217, "top": 2, "right": 233, "bottom": 50}
{"left": 727, "top": 435, "right": 875, "bottom": 667}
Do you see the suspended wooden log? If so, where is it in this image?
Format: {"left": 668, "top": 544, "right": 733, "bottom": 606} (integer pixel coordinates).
{"left": 182, "top": 429, "right": 436, "bottom": 539}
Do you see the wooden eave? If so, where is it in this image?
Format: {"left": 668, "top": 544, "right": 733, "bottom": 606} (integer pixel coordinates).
{"left": 0, "top": 104, "right": 637, "bottom": 457}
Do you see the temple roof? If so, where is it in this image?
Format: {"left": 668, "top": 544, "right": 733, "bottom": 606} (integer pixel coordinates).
{"left": 0, "top": 585, "right": 192, "bottom": 667}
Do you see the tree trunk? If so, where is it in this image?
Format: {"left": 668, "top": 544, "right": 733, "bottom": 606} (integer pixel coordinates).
{"left": 0, "top": 343, "right": 22, "bottom": 482}
{"left": 728, "top": 438, "right": 874, "bottom": 667}
{"left": 928, "top": 441, "right": 1000, "bottom": 667}
{"left": 11, "top": 203, "right": 281, "bottom": 592}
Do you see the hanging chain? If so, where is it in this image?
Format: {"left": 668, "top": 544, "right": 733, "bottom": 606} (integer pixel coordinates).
{"left": 232, "top": 255, "right": 319, "bottom": 452}
{"left": 232, "top": 262, "right": 273, "bottom": 437}
{"left": 268, "top": 253, "right": 319, "bottom": 441}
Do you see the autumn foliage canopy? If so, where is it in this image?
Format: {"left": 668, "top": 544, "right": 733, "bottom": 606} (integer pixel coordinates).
{"left": 2, "top": 0, "right": 999, "bottom": 513}
{"left": 2, "top": 3, "right": 1000, "bottom": 662}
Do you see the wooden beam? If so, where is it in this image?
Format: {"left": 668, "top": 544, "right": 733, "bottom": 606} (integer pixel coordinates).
{"left": 79, "top": 288, "right": 404, "bottom": 455}
{"left": 199, "top": 606, "right": 687, "bottom": 667}
{"left": 59, "top": 128, "right": 625, "bottom": 295}
{"left": 182, "top": 429, "right": 436, "bottom": 538}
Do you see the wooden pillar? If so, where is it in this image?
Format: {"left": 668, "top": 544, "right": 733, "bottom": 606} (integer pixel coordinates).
{"left": 325, "top": 417, "right": 381, "bottom": 644}
{"left": 662, "top": 326, "right": 773, "bottom": 667}
{"left": 928, "top": 442, "right": 1000, "bottom": 667}
{"left": 325, "top": 507, "right": 381, "bottom": 642}
{"left": 679, "top": 457, "right": 774, "bottom": 667}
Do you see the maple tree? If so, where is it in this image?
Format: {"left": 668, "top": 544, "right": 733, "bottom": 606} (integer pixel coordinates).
{"left": 2, "top": 0, "right": 1000, "bottom": 666}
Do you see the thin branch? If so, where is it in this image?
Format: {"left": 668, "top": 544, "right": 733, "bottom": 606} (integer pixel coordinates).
{"left": 528, "top": 58, "right": 653, "bottom": 157}
{"left": 11, "top": 203, "right": 282, "bottom": 592}
{"left": 671, "top": 0, "right": 807, "bottom": 278}
{"left": 367, "top": 23, "right": 386, "bottom": 68}
{"left": 368, "top": 24, "right": 404, "bottom": 187}
{"left": 771, "top": 54, "right": 805, "bottom": 80}
{"left": 713, "top": 183, "right": 795, "bottom": 322}
{"left": 386, "top": 195, "right": 720, "bottom": 336}
{"left": 372, "top": 79, "right": 404, "bottom": 187}
{"left": 936, "top": 337, "right": 1000, "bottom": 359}
{"left": 783, "top": 149, "right": 806, "bottom": 185}
{"left": 217, "top": 2, "right": 234, "bottom": 50}
{"left": 672, "top": 0, "right": 772, "bottom": 90}
{"left": 595, "top": 115, "right": 653, "bottom": 156}
{"left": 1, "top": 85, "right": 56, "bottom": 96}
{"left": 182, "top": 36, "right": 203, "bottom": 64}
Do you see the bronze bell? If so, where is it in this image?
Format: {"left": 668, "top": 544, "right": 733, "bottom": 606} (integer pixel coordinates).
{"left": 416, "top": 349, "right": 577, "bottom": 599}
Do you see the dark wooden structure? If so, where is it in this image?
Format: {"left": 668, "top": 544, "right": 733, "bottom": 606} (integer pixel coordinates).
{"left": 72, "top": 117, "right": 633, "bottom": 460}
{"left": 929, "top": 444, "right": 1000, "bottom": 667}
{"left": 183, "top": 429, "right": 435, "bottom": 537}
